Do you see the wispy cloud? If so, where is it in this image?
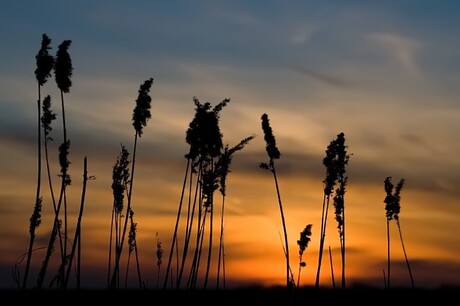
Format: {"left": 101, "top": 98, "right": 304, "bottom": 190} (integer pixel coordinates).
{"left": 288, "top": 63, "right": 352, "bottom": 88}
{"left": 366, "top": 32, "right": 422, "bottom": 78}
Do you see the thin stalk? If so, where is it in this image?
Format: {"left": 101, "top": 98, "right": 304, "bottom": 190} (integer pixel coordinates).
{"left": 63, "top": 157, "right": 88, "bottom": 288}
{"left": 24, "top": 33, "right": 54, "bottom": 288}
{"left": 110, "top": 133, "right": 138, "bottom": 288}
{"left": 315, "top": 193, "right": 331, "bottom": 288}
{"left": 396, "top": 219, "right": 414, "bottom": 288}
{"left": 386, "top": 219, "right": 391, "bottom": 289}
{"left": 329, "top": 246, "right": 336, "bottom": 289}
{"left": 162, "top": 158, "right": 190, "bottom": 289}
{"left": 272, "top": 164, "right": 291, "bottom": 288}
{"left": 23, "top": 91, "right": 42, "bottom": 289}
{"left": 216, "top": 196, "right": 226, "bottom": 289}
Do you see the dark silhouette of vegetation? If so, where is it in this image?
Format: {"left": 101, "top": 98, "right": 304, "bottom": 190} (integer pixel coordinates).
{"left": 315, "top": 132, "right": 349, "bottom": 289}
{"left": 22, "top": 34, "right": 55, "bottom": 289}
{"left": 163, "top": 98, "right": 227, "bottom": 289}
{"left": 37, "top": 38, "right": 74, "bottom": 289}
{"left": 63, "top": 157, "right": 92, "bottom": 289}
{"left": 383, "top": 176, "right": 414, "bottom": 289}
{"left": 161, "top": 98, "right": 254, "bottom": 290}
{"left": 215, "top": 135, "right": 255, "bottom": 289}
{"left": 332, "top": 133, "right": 350, "bottom": 288}
{"left": 259, "top": 113, "right": 292, "bottom": 289}
{"left": 109, "top": 78, "right": 154, "bottom": 289}
{"left": 17, "top": 34, "right": 425, "bottom": 293}
{"left": 296, "top": 224, "right": 312, "bottom": 287}
{"left": 155, "top": 232, "right": 163, "bottom": 288}
{"left": 108, "top": 144, "right": 130, "bottom": 288}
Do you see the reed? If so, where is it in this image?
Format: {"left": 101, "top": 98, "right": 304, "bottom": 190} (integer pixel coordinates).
{"left": 109, "top": 78, "right": 154, "bottom": 289}
{"left": 22, "top": 34, "right": 54, "bottom": 289}
{"left": 383, "top": 176, "right": 414, "bottom": 289}
{"left": 259, "top": 113, "right": 292, "bottom": 289}
{"left": 315, "top": 132, "right": 349, "bottom": 288}
{"left": 37, "top": 38, "right": 73, "bottom": 289}
{"left": 296, "top": 224, "right": 312, "bottom": 287}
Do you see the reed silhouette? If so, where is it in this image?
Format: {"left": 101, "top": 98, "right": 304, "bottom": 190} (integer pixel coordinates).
{"left": 22, "top": 33, "right": 54, "bottom": 290}
{"left": 383, "top": 176, "right": 414, "bottom": 289}
{"left": 16, "top": 34, "right": 427, "bottom": 294}
{"left": 108, "top": 78, "right": 154, "bottom": 289}
{"left": 259, "top": 113, "right": 292, "bottom": 289}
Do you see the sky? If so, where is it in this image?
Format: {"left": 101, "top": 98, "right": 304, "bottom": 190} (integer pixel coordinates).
{"left": 1, "top": 0, "right": 459, "bottom": 290}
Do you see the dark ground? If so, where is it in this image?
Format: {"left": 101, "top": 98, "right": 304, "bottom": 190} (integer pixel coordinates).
{"left": 2, "top": 285, "right": 458, "bottom": 303}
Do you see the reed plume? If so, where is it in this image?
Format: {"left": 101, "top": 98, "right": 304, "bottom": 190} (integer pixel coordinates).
{"left": 23, "top": 34, "right": 55, "bottom": 289}
{"left": 383, "top": 176, "right": 414, "bottom": 288}
{"left": 108, "top": 144, "right": 130, "bottom": 288}
{"left": 37, "top": 39, "right": 73, "bottom": 289}
{"left": 215, "top": 135, "right": 255, "bottom": 289}
{"left": 260, "top": 113, "right": 292, "bottom": 289}
{"left": 315, "top": 132, "right": 349, "bottom": 288}
{"left": 163, "top": 97, "right": 230, "bottom": 289}
{"left": 296, "top": 224, "right": 312, "bottom": 287}
{"left": 109, "top": 78, "right": 154, "bottom": 288}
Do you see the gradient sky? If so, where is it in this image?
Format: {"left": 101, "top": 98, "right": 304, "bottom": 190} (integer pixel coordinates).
{"left": 1, "top": 0, "right": 460, "bottom": 290}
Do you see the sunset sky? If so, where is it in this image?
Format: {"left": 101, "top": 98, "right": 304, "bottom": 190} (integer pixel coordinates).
{"left": 1, "top": 1, "right": 459, "bottom": 290}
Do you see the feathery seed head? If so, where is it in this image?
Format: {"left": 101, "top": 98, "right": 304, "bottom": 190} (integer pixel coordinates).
{"left": 132, "top": 78, "right": 154, "bottom": 137}
{"left": 185, "top": 97, "right": 228, "bottom": 161}
{"left": 54, "top": 40, "right": 73, "bottom": 93}
{"left": 112, "top": 145, "right": 130, "bottom": 214}
{"left": 29, "top": 197, "right": 42, "bottom": 234}
{"left": 35, "top": 33, "right": 54, "bottom": 86}
{"left": 58, "top": 140, "right": 71, "bottom": 186}
{"left": 383, "top": 176, "right": 404, "bottom": 221}
{"left": 297, "top": 224, "right": 312, "bottom": 256}
{"left": 261, "top": 113, "right": 281, "bottom": 160}
{"left": 41, "top": 95, "right": 56, "bottom": 139}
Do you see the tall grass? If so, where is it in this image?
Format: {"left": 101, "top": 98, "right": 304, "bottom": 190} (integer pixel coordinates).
{"left": 315, "top": 132, "right": 349, "bottom": 288}
{"left": 162, "top": 98, "right": 253, "bottom": 290}
{"left": 22, "top": 34, "right": 55, "bottom": 289}
{"left": 215, "top": 136, "right": 255, "bottom": 288}
{"left": 332, "top": 133, "right": 349, "bottom": 288}
{"left": 383, "top": 176, "right": 414, "bottom": 289}
{"left": 108, "top": 145, "right": 130, "bottom": 288}
{"left": 296, "top": 224, "right": 312, "bottom": 287}
{"left": 259, "top": 113, "right": 292, "bottom": 289}
{"left": 37, "top": 38, "right": 73, "bottom": 289}
{"left": 163, "top": 98, "right": 228, "bottom": 289}
{"left": 16, "top": 35, "right": 423, "bottom": 292}
{"left": 108, "top": 78, "right": 154, "bottom": 289}
{"left": 62, "top": 157, "right": 92, "bottom": 289}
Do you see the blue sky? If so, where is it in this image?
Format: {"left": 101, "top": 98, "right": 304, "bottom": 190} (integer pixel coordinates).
{"left": 1, "top": 1, "right": 460, "bottom": 289}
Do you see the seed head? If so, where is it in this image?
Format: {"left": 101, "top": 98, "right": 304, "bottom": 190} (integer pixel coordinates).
{"left": 54, "top": 40, "right": 73, "bottom": 93}
{"left": 132, "top": 78, "right": 154, "bottom": 137}
{"left": 35, "top": 33, "right": 54, "bottom": 86}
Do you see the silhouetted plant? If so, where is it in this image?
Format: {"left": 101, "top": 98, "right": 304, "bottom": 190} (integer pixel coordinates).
{"left": 109, "top": 78, "right": 154, "bottom": 289}
{"left": 155, "top": 232, "right": 163, "bottom": 289}
{"left": 41, "top": 95, "right": 58, "bottom": 215}
{"left": 187, "top": 98, "right": 229, "bottom": 289}
{"left": 315, "top": 132, "right": 349, "bottom": 289}
{"left": 259, "top": 113, "right": 292, "bottom": 289}
{"left": 124, "top": 210, "right": 141, "bottom": 288}
{"left": 37, "top": 38, "right": 74, "bottom": 289}
{"left": 296, "top": 224, "right": 312, "bottom": 287}
{"left": 108, "top": 144, "right": 130, "bottom": 288}
{"left": 22, "top": 34, "right": 55, "bottom": 289}
{"left": 215, "top": 135, "right": 255, "bottom": 289}
{"left": 163, "top": 97, "right": 230, "bottom": 289}
{"left": 332, "top": 132, "right": 349, "bottom": 288}
{"left": 62, "top": 157, "right": 93, "bottom": 289}
{"left": 383, "top": 176, "right": 414, "bottom": 289}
